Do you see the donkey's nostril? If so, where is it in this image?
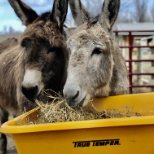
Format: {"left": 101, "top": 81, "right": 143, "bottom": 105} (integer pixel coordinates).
{"left": 21, "top": 85, "right": 38, "bottom": 100}
{"left": 64, "top": 90, "right": 80, "bottom": 107}
{"left": 72, "top": 91, "right": 79, "bottom": 100}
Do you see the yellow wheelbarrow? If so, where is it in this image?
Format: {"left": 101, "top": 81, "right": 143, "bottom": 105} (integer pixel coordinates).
{"left": 1, "top": 92, "right": 154, "bottom": 154}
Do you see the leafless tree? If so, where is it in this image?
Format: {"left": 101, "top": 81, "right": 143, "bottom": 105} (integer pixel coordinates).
{"left": 117, "top": 0, "right": 153, "bottom": 23}
{"left": 117, "top": 0, "right": 134, "bottom": 23}
{"left": 83, "top": 0, "right": 134, "bottom": 23}
{"left": 69, "top": 0, "right": 153, "bottom": 23}
{"left": 134, "top": 0, "right": 150, "bottom": 22}
{"left": 151, "top": 1, "right": 154, "bottom": 21}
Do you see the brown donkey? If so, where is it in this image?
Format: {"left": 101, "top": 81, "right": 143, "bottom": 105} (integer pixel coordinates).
{"left": 63, "top": 0, "right": 129, "bottom": 107}
{"left": 0, "top": 0, "right": 68, "bottom": 153}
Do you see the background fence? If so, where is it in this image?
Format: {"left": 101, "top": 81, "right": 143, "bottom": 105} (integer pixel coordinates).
{"left": 114, "top": 30, "right": 154, "bottom": 94}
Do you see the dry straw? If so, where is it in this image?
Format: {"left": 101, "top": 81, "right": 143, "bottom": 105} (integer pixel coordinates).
{"left": 21, "top": 91, "right": 141, "bottom": 125}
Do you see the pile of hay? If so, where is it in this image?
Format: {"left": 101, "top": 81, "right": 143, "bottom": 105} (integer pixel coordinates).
{"left": 22, "top": 93, "right": 141, "bottom": 125}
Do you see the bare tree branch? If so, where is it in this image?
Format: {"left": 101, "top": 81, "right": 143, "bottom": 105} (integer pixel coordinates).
{"left": 151, "top": 1, "right": 154, "bottom": 21}
{"left": 134, "top": 0, "right": 149, "bottom": 22}
{"left": 70, "top": 0, "right": 153, "bottom": 23}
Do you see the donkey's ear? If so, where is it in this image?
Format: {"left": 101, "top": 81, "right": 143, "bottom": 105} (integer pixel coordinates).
{"left": 51, "top": 0, "right": 68, "bottom": 30}
{"left": 8, "top": 0, "right": 38, "bottom": 26}
{"left": 99, "top": 0, "right": 120, "bottom": 31}
{"left": 69, "top": 0, "right": 92, "bottom": 26}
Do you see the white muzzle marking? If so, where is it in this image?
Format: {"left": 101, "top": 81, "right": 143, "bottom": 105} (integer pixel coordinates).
{"left": 22, "top": 69, "right": 44, "bottom": 94}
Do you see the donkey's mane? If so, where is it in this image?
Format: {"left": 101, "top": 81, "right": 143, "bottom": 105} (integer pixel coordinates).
{"left": 87, "top": 15, "right": 99, "bottom": 27}
{"left": 34, "top": 12, "right": 51, "bottom": 22}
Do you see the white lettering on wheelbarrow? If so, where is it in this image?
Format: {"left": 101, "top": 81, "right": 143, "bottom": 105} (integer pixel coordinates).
{"left": 73, "top": 139, "right": 120, "bottom": 148}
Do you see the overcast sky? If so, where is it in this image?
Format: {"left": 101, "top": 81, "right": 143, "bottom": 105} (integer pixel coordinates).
{"left": 0, "top": 0, "right": 57, "bottom": 33}
{"left": 0, "top": 0, "right": 87, "bottom": 33}
{"left": 0, "top": 0, "right": 153, "bottom": 33}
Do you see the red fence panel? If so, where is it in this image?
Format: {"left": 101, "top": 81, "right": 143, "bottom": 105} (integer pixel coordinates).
{"left": 114, "top": 30, "right": 154, "bottom": 94}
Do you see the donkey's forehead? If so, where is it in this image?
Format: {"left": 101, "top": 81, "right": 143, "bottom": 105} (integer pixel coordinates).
{"left": 69, "top": 22, "right": 109, "bottom": 42}
{"left": 67, "top": 22, "right": 110, "bottom": 49}
{"left": 25, "top": 20, "right": 59, "bottom": 34}
{"left": 22, "top": 20, "right": 64, "bottom": 45}
{"left": 87, "top": 23, "right": 109, "bottom": 39}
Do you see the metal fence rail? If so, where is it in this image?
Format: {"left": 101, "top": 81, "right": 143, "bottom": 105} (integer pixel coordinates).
{"left": 114, "top": 30, "right": 154, "bottom": 94}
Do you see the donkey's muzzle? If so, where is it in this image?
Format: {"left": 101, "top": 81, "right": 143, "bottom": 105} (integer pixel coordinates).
{"left": 21, "top": 85, "right": 38, "bottom": 100}
{"left": 64, "top": 90, "right": 80, "bottom": 107}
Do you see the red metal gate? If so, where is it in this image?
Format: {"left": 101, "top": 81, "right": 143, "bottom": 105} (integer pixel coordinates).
{"left": 114, "top": 30, "right": 154, "bottom": 94}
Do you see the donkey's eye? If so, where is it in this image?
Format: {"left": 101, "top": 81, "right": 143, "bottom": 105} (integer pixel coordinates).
{"left": 47, "top": 47, "right": 54, "bottom": 53}
{"left": 91, "top": 48, "right": 102, "bottom": 56}
{"left": 21, "top": 37, "right": 31, "bottom": 49}
{"left": 47, "top": 47, "right": 61, "bottom": 54}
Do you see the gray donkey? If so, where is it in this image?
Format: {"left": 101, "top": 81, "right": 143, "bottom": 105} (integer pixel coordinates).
{"left": 0, "top": 0, "right": 68, "bottom": 153}
{"left": 63, "top": 0, "right": 129, "bottom": 107}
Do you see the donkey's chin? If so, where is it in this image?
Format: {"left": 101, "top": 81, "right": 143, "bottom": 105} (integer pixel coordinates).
{"left": 78, "top": 95, "right": 87, "bottom": 107}
{"left": 81, "top": 94, "right": 91, "bottom": 107}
